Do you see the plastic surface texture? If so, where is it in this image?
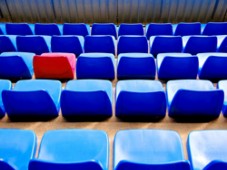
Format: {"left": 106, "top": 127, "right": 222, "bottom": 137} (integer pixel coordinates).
{"left": 6, "top": 23, "right": 33, "bottom": 35}
{"left": 118, "top": 23, "right": 144, "bottom": 36}
{"left": 174, "top": 22, "right": 201, "bottom": 36}
{"left": 91, "top": 23, "right": 117, "bottom": 39}
{"left": 35, "top": 23, "right": 61, "bottom": 36}
{"left": 61, "top": 80, "right": 112, "bottom": 118}
{"left": 202, "top": 22, "right": 227, "bottom": 35}
{"left": 0, "top": 80, "right": 11, "bottom": 118}
{"left": 0, "top": 35, "right": 17, "bottom": 53}
{"left": 29, "top": 129, "right": 108, "bottom": 170}
{"left": 114, "top": 129, "right": 190, "bottom": 170}
{"left": 217, "top": 80, "right": 227, "bottom": 117}
{"left": 0, "top": 129, "right": 36, "bottom": 170}
{"left": 146, "top": 23, "right": 173, "bottom": 39}
{"left": 63, "top": 23, "right": 90, "bottom": 37}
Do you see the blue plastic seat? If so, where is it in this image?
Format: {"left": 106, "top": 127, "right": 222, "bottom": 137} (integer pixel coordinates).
{"left": 183, "top": 36, "right": 217, "bottom": 55}
{"left": 63, "top": 23, "right": 90, "bottom": 37}
{"left": 146, "top": 23, "right": 173, "bottom": 39}
{"left": 0, "top": 52, "right": 34, "bottom": 79}
{"left": 114, "top": 129, "right": 190, "bottom": 170}
{"left": 198, "top": 53, "right": 227, "bottom": 81}
{"left": 157, "top": 53, "right": 198, "bottom": 80}
{"left": 61, "top": 80, "right": 112, "bottom": 118}
{"left": 6, "top": 23, "right": 33, "bottom": 35}
{"left": 117, "top": 53, "right": 156, "bottom": 79}
{"left": 118, "top": 23, "right": 144, "bottom": 36}
{"left": 2, "top": 80, "right": 61, "bottom": 119}
{"left": 0, "top": 80, "right": 11, "bottom": 118}
{"left": 187, "top": 130, "right": 227, "bottom": 170}
{"left": 91, "top": 23, "right": 117, "bottom": 39}
{"left": 150, "top": 36, "right": 183, "bottom": 56}
{"left": 116, "top": 80, "right": 166, "bottom": 119}
{"left": 17, "top": 35, "right": 51, "bottom": 55}
{"left": 174, "top": 22, "right": 201, "bottom": 36}
{"left": 35, "top": 23, "right": 61, "bottom": 36}
{"left": 0, "top": 35, "right": 17, "bottom": 53}
{"left": 0, "top": 129, "right": 36, "bottom": 170}
{"left": 76, "top": 53, "right": 115, "bottom": 80}
{"left": 217, "top": 80, "right": 227, "bottom": 117}
{"left": 203, "top": 22, "right": 227, "bottom": 35}
{"left": 51, "top": 35, "right": 84, "bottom": 57}
{"left": 84, "top": 35, "right": 115, "bottom": 55}
{"left": 167, "top": 80, "right": 224, "bottom": 120}
{"left": 117, "top": 36, "right": 148, "bottom": 55}
{"left": 29, "top": 129, "right": 108, "bottom": 170}
{"left": 218, "top": 36, "right": 227, "bottom": 52}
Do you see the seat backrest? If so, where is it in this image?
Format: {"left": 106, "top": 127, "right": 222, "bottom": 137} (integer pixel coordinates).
{"left": 91, "top": 23, "right": 117, "bottom": 39}
{"left": 175, "top": 22, "right": 201, "bottom": 36}
{"left": 63, "top": 23, "right": 90, "bottom": 37}
{"left": 203, "top": 22, "right": 227, "bottom": 35}
{"left": 218, "top": 37, "right": 227, "bottom": 52}
{"left": 146, "top": 23, "right": 173, "bottom": 39}
{"left": 118, "top": 23, "right": 144, "bottom": 36}
{"left": 35, "top": 23, "right": 61, "bottom": 36}
{"left": 6, "top": 23, "right": 33, "bottom": 35}
{"left": 0, "top": 36, "right": 17, "bottom": 53}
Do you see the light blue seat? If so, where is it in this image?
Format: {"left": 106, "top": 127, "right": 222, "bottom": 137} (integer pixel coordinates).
{"left": 0, "top": 129, "right": 36, "bottom": 170}
{"left": 116, "top": 80, "right": 166, "bottom": 120}
{"left": 29, "top": 129, "right": 108, "bottom": 170}
{"left": 16, "top": 35, "right": 51, "bottom": 55}
{"left": 2, "top": 80, "right": 61, "bottom": 119}
{"left": 51, "top": 35, "right": 84, "bottom": 57}
{"left": 157, "top": 53, "right": 198, "bottom": 80}
{"left": 117, "top": 36, "right": 148, "bottom": 55}
{"left": 0, "top": 80, "right": 11, "bottom": 118}
{"left": 217, "top": 80, "right": 227, "bottom": 117}
{"left": 167, "top": 80, "right": 224, "bottom": 120}
{"left": 0, "top": 35, "right": 17, "bottom": 53}
{"left": 203, "top": 22, "right": 227, "bottom": 35}
{"left": 114, "top": 129, "right": 190, "bottom": 170}
{"left": 150, "top": 36, "right": 182, "bottom": 56}
{"left": 183, "top": 36, "right": 217, "bottom": 55}
{"left": 91, "top": 23, "right": 117, "bottom": 39}
{"left": 61, "top": 80, "right": 112, "bottom": 118}
{"left": 35, "top": 23, "right": 61, "bottom": 36}
{"left": 187, "top": 130, "right": 227, "bottom": 170}
{"left": 117, "top": 53, "right": 156, "bottom": 79}
{"left": 84, "top": 35, "right": 115, "bottom": 55}
{"left": 118, "top": 23, "right": 144, "bottom": 36}
{"left": 0, "top": 52, "right": 34, "bottom": 79}
{"left": 63, "top": 23, "right": 90, "bottom": 37}
{"left": 146, "top": 23, "right": 173, "bottom": 40}
{"left": 76, "top": 53, "right": 115, "bottom": 80}
{"left": 198, "top": 52, "right": 227, "bottom": 81}
{"left": 6, "top": 23, "right": 33, "bottom": 35}
{"left": 174, "top": 22, "right": 201, "bottom": 36}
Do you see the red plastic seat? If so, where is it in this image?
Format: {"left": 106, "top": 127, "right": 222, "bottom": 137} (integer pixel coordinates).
{"left": 33, "top": 53, "right": 76, "bottom": 79}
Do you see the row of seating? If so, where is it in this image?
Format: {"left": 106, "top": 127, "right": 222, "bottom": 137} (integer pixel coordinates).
{"left": 1, "top": 22, "right": 227, "bottom": 38}
{"left": 1, "top": 34, "right": 227, "bottom": 56}
{"left": 0, "top": 128, "right": 226, "bottom": 170}
{"left": 0, "top": 79, "right": 226, "bottom": 121}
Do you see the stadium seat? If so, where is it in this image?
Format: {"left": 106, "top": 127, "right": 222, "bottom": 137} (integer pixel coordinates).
{"left": 76, "top": 53, "right": 115, "bottom": 80}
{"left": 91, "top": 23, "right": 117, "bottom": 39}
{"left": 174, "top": 22, "right": 201, "bottom": 36}
{"left": 114, "top": 129, "right": 191, "bottom": 170}
{"left": 116, "top": 80, "right": 166, "bottom": 120}
{"left": 166, "top": 80, "right": 224, "bottom": 121}
{"left": 118, "top": 23, "right": 144, "bottom": 36}
{"left": 150, "top": 36, "right": 183, "bottom": 56}
{"left": 117, "top": 53, "right": 156, "bottom": 79}
{"left": 198, "top": 53, "right": 227, "bottom": 81}
{"left": 6, "top": 23, "right": 33, "bottom": 35}
{"left": 33, "top": 52, "right": 76, "bottom": 79}
{"left": 63, "top": 23, "right": 90, "bottom": 37}
{"left": 218, "top": 36, "right": 227, "bottom": 52}
{"left": 0, "top": 52, "right": 35, "bottom": 79}
{"left": 29, "top": 129, "right": 108, "bottom": 170}
{"left": 0, "top": 80, "right": 11, "bottom": 118}
{"left": 0, "top": 35, "right": 17, "bottom": 53}
{"left": 187, "top": 130, "right": 227, "bottom": 170}
{"left": 35, "top": 23, "right": 61, "bottom": 36}
{"left": 183, "top": 36, "right": 217, "bottom": 55}
{"left": 118, "top": 36, "right": 148, "bottom": 55}
{"left": 0, "top": 129, "right": 36, "bottom": 170}
{"left": 146, "top": 23, "right": 173, "bottom": 39}
{"left": 61, "top": 80, "right": 112, "bottom": 119}
{"left": 0, "top": 27, "right": 3, "bottom": 35}
{"left": 84, "top": 35, "right": 115, "bottom": 55}
{"left": 217, "top": 80, "right": 227, "bottom": 117}
{"left": 2, "top": 79, "right": 61, "bottom": 119}
{"left": 16, "top": 35, "right": 51, "bottom": 55}
{"left": 157, "top": 53, "right": 198, "bottom": 80}
{"left": 202, "top": 22, "right": 227, "bottom": 35}
{"left": 51, "top": 36, "right": 84, "bottom": 57}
